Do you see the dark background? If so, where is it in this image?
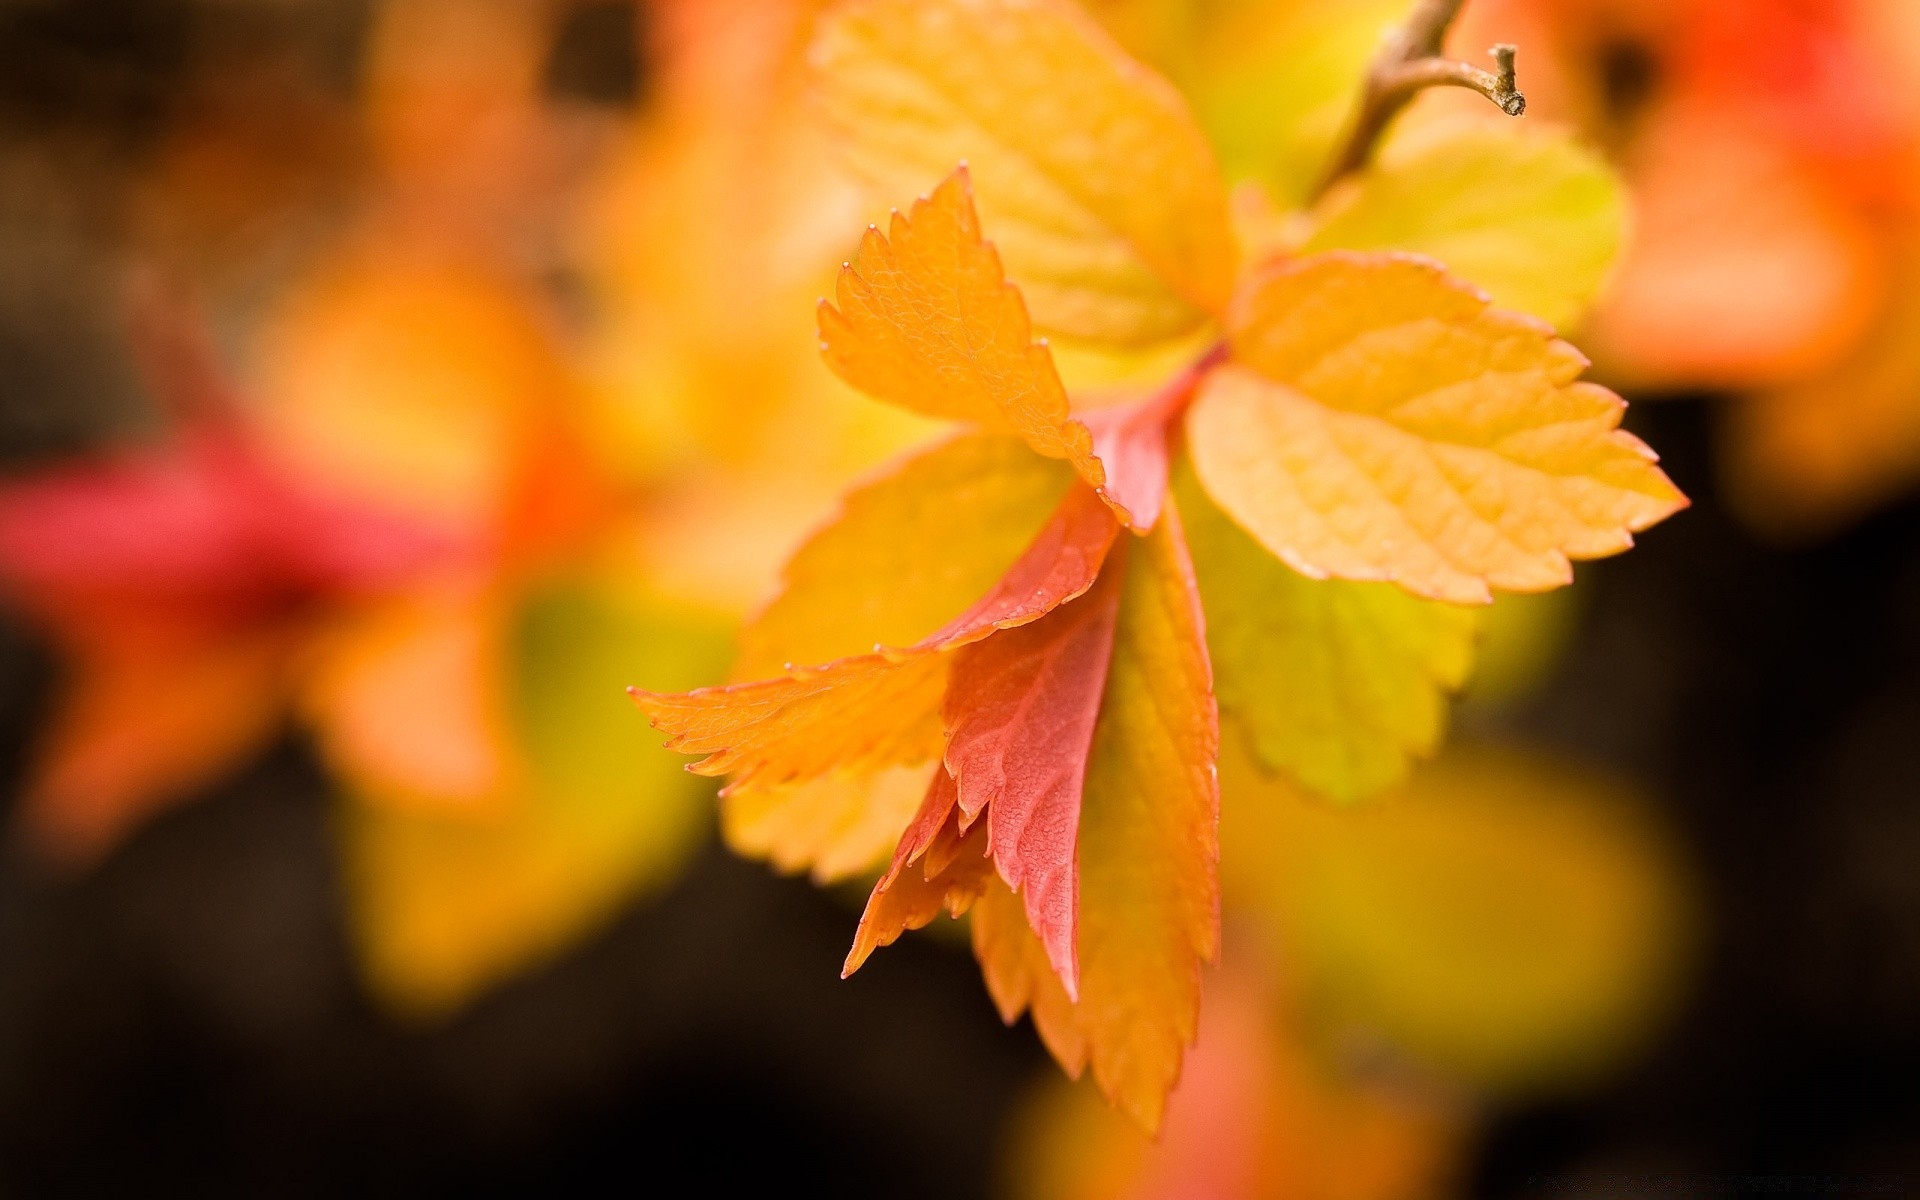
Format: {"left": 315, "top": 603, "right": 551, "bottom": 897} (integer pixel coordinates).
{"left": 0, "top": 2, "right": 1915, "bottom": 1195}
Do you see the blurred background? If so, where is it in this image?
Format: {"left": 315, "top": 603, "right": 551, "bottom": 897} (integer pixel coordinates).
{"left": 0, "top": 0, "right": 1915, "bottom": 1195}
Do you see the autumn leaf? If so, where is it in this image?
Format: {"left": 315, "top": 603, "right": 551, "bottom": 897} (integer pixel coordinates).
{"left": 636, "top": 0, "right": 1681, "bottom": 1138}
{"left": 942, "top": 544, "right": 1127, "bottom": 991}
{"left": 812, "top": 0, "right": 1236, "bottom": 346}
{"left": 1175, "top": 463, "right": 1477, "bottom": 804}
{"left": 1723, "top": 240, "right": 1920, "bottom": 536}
{"left": 254, "top": 246, "right": 580, "bottom": 538}
{"left": 715, "top": 432, "right": 1073, "bottom": 883}
{"left": 13, "top": 633, "right": 289, "bottom": 864}
{"left": 820, "top": 170, "right": 1110, "bottom": 498}
{"left": 342, "top": 581, "right": 730, "bottom": 1017}
{"left": 1187, "top": 252, "right": 1687, "bottom": 605}
{"left": 1584, "top": 99, "right": 1886, "bottom": 390}
{"left": 1301, "top": 116, "right": 1626, "bottom": 330}
{"left": 972, "top": 507, "right": 1219, "bottom": 1131}
{"left": 843, "top": 764, "right": 994, "bottom": 973}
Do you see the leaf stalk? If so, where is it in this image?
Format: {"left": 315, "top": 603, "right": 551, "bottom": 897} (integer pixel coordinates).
{"left": 1309, "top": 0, "right": 1526, "bottom": 203}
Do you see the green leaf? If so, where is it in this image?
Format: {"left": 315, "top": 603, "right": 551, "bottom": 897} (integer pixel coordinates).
{"left": 1175, "top": 462, "right": 1477, "bottom": 803}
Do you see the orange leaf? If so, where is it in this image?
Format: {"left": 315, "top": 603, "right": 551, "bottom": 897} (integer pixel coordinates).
{"left": 1187, "top": 252, "right": 1687, "bottom": 605}
{"left": 973, "top": 501, "right": 1219, "bottom": 1131}
{"left": 819, "top": 169, "right": 1121, "bottom": 511}
{"left": 1724, "top": 242, "right": 1920, "bottom": 535}
{"left": 843, "top": 765, "right": 994, "bottom": 974}
{"left": 19, "top": 632, "right": 288, "bottom": 864}
{"left": 303, "top": 585, "right": 516, "bottom": 811}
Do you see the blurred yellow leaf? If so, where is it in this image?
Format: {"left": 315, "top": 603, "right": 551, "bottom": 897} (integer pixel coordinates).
{"left": 1185, "top": 0, "right": 1408, "bottom": 201}
{"left": 340, "top": 581, "right": 731, "bottom": 1018}
{"left": 1225, "top": 742, "right": 1694, "bottom": 1094}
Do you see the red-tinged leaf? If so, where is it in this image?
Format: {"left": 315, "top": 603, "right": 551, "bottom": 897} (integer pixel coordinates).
{"left": 972, "top": 502, "right": 1220, "bottom": 1132}
{"left": 943, "top": 548, "right": 1126, "bottom": 998}
{"left": 633, "top": 483, "right": 1121, "bottom": 792}
{"left": 0, "top": 432, "right": 461, "bottom": 642}
{"left": 843, "top": 765, "right": 993, "bottom": 975}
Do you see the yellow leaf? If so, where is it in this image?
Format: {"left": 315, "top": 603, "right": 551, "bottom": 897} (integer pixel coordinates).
{"left": 973, "top": 503, "right": 1219, "bottom": 1132}
{"left": 737, "top": 435, "right": 1072, "bottom": 679}
{"left": 1187, "top": 252, "right": 1687, "bottom": 605}
{"left": 812, "top": 0, "right": 1236, "bottom": 346}
{"left": 1222, "top": 742, "right": 1694, "bottom": 1094}
{"left": 341, "top": 582, "right": 730, "bottom": 1018}
{"left": 1175, "top": 463, "right": 1477, "bottom": 804}
{"left": 1302, "top": 117, "right": 1627, "bottom": 330}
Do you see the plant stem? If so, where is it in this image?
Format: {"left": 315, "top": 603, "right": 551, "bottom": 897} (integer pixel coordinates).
{"left": 1308, "top": 0, "right": 1525, "bottom": 204}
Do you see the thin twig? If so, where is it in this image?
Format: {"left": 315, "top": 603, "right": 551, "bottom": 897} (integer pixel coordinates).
{"left": 1308, "top": 0, "right": 1526, "bottom": 204}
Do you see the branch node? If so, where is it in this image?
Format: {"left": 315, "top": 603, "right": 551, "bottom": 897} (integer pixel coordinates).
{"left": 1308, "top": 2, "right": 1528, "bottom": 203}
{"left": 1490, "top": 43, "right": 1525, "bottom": 115}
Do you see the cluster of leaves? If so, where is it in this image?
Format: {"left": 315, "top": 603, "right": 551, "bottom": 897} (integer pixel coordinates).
{"left": 636, "top": 0, "right": 1685, "bottom": 1128}
{"left": 0, "top": 0, "right": 736, "bottom": 1017}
